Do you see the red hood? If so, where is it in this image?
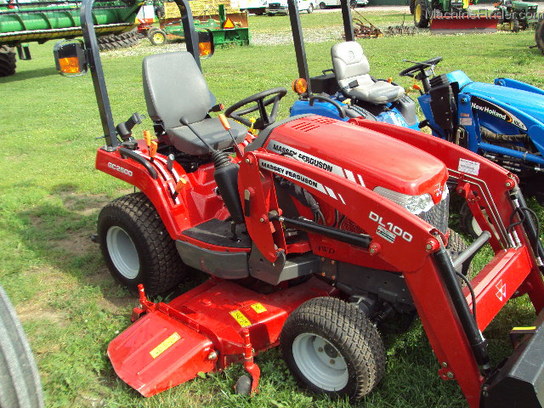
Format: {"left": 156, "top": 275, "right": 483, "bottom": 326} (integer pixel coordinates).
{"left": 263, "top": 116, "right": 447, "bottom": 201}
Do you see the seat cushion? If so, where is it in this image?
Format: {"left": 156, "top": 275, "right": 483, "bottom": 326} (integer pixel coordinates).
{"left": 167, "top": 117, "right": 247, "bottom": 156}
{"left": 350, "top": 80, "right": 405, "bottom": 104}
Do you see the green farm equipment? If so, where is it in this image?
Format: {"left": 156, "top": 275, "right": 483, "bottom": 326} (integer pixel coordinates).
{"left": 0, "top": 0, "right": 144, "bottom": 76}
{"left": 409, "top": 0, "right": 499, "bottom": 32}
{"left": 140, "top": 2, "right": 250, "bottom": 46}
{"left": 494, "top": 0, "right": 539, "bottom": 31}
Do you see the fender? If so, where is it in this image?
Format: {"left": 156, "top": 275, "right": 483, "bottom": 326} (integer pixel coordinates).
{"left": 95, "top": 140, "right": 227, "bottom": 239}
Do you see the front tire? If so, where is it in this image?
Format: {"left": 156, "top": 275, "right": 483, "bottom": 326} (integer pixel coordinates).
{"left": 414, "top": 0, "right": 430, "bottom": 28}
{"left": 319, "top": 1, "right": 326, "bottom": 8}
{"left": 460, "top": 202, "right": 483, "bottom": 239}
{"left": 97, "top": 193, "right": 188, "bottom": 295}
{"left": 281, "top": 297, "right": 385, "bottom": 400}
{"left": 148, "top": 28, "right": 167, "bottom": 46}
{"left": 307, "top": 3, "right": 314, "bottom": 13}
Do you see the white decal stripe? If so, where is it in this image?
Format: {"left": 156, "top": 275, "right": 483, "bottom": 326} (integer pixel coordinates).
{"left": 325, "top": 186, "right": 337, "bottom": 200}
{"left": 357, "top": 174, "right": 366, "bottom": 187}
{"left": 338, "top": 193, "right": 346, "bottom": 205}
{"left": 344, "top": 169, "right": 355, "bottom": 183}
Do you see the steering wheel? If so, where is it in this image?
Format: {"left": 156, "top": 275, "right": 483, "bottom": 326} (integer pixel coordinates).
{"left": 399, "top": 57, "right": 443, "bottom": 79}
{"left": 225, "top": 87, "right": 287, "bottom": 130}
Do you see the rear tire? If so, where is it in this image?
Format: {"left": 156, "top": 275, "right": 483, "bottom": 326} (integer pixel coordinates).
{"left": 0, "top": 287, "right": 44, "bottom": 408}
{"left": 281, "top": 297, "right": 385, "bottom": 401}
{"left": 413, "top": 0, "right": 430, "bottom": 28}
{"left": 409, "top": 0, "right": 415, "bottom": 14}
{"left": 319, "top": 1, "right": 326, "bottom": 8}
{"left": 97, "top": 193, "right": 188, "bottom": 295}
{"left": 0, "top": 45, "right": 16, "bottom": 77}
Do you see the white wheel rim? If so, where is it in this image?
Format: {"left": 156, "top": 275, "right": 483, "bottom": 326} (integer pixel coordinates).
{"left": 471, "top": 216, "right": 483, "bottom": 236}
{"left": 106, "top": 226, "right": 140, "bottom": 279}
{"left": 292, "top": 333, "right": 349, "bottom": 391}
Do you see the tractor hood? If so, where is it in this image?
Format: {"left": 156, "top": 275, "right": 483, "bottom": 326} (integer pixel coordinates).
{"left": 460, "top": 81, "right": 544, "bottom": 124}
{"left": 262, "top": 115, "right": 448, "bottom": 200}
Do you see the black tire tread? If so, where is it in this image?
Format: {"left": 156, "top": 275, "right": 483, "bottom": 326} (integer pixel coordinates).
{"left": 97, "top": 30, "right": 140, "bottom": 51}
{"left": 414, "top": 0, "right": 430, "bottom": 28}
{"left": 281, "top": 297, "right": 385, "bottom": 401}
{"left": 0, "top": 287, "right": 44, "bottom": 408}
{"left": 98, "top": 193, "right": 186, "bottom": 295}
{"left": 0, "top": 45, "right": 16, "bottom": 77}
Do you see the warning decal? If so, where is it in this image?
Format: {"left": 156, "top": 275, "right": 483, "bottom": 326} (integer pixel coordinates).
{"left": 150, "top": 332, "right": 181, "bottom": 359}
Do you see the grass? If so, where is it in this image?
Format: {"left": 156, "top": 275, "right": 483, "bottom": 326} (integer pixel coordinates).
{"left": 1, "top": 8, "right": 544, "bottom": 408}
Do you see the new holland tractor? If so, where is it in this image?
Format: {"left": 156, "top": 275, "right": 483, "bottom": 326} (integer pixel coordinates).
{"left": 53, "top": 0, "right": 544, "bottom": 406}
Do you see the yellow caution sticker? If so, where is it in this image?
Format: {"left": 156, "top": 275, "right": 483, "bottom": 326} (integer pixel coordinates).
{"left": 149, "top": 332, "right": 181, "bottom": 359}
{"left": 230, "top": 310, "right": 252, "bottom": 327}
{"left": 250, "top": 303, "right": 267, "bottom": 314}
{"left": 512, "top": 326, "right": 537, "bottom": 331}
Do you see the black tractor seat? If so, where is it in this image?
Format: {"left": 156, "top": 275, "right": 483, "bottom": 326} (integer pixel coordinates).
{"left": 143, "top": 52, "right": 247, "bottom": 156}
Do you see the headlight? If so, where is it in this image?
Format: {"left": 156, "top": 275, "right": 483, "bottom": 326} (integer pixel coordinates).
{"left": 373, "top": 187, "right": 441, "bottom": 215}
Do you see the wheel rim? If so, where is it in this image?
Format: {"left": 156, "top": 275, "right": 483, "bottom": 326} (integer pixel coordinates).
{"left": 292, "top": 333, "right": 349, "bottom": 391}
{"left": 153, "top": 32, "right": 165, "bottom": 44}
{"left": 471, "top": 216, "right": 483, "bottom": 237}
{"left": 415, "top": 4, "right": 422, "bottom": 23}
{"left": 106, "top": 226, "right": 140, "bottom": 280}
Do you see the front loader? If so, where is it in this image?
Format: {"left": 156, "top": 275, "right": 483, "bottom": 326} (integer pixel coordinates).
{"left": 54, "top": 0, "right": 544, "bottom": 405}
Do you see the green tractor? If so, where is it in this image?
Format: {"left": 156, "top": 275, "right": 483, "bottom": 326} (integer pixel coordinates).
{"left": 409, "top": 0, "right": 471, "bottom": 28}
{"left": 0, "top": 0, "right": 144, "bottom": 77}
{"left": 493, "top": 0, "right": 539, "bottom": 31}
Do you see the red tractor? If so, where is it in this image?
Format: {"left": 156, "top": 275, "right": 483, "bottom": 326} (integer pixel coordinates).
{"left": 54, "top": 0, "right": 544, "bottom": 406}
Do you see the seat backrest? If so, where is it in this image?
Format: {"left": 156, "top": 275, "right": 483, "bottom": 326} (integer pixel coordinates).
{"left": 331, "top": 41, "right": 372, "bottom": 89}
{"left": 143, "top": 52, "right": 212, "bottom": 129}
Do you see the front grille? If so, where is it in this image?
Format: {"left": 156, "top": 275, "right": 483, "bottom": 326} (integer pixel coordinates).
{"left": 418, "top": 192, "right": 449, "bottom": 235}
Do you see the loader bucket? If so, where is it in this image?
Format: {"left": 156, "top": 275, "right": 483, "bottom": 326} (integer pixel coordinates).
{"left": 480, "top": 311, "right": 544, "bottom": 408}
{"left": 430, "top": 15, "right": 499, "bottom": 34}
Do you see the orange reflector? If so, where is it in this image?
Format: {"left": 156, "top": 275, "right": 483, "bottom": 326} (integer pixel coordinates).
{"left": 292, "top": 78, "right": 308, "bottom": 95}
{"left": 412, "top": 83, "right": 422, "bottom": 91}
{"left": 223, "top": 17, "right": 235, "bottom": 29}
{"left": 58, "top": 57, "right": 81, "bottom": 74}
{"left": 199, "top": 42, "right": 213, "bottom": 57}
{"left": 387, "top": 77, "right": 393, "bottom": 83}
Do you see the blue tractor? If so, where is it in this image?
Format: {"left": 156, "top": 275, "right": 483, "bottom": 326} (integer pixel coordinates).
{"left": 287, "top": 0, "right": 420, "bottom": 131}
{"left": 400, "top": 57, "right": 544, "bottom": 205}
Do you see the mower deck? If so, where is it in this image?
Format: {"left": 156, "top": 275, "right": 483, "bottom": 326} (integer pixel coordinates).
{"left": 108, "top": 277, "right": 334, "bottom": 397}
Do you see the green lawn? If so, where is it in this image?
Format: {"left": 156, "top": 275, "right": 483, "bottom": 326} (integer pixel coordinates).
{"left": 1, "top": 9, "right": 544, "bottom": 408}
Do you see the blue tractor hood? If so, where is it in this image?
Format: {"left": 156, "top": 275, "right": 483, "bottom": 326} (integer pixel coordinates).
{"left": 446, "top": 70, "right": 544, "bottom": 124}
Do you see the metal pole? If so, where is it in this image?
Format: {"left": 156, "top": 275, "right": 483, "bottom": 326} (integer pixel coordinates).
{"left": 173, "top": 0, "right": 201, "bottom": 69}
{"left": 340, "top": 0, "right": 355, "bottom": 41}
{"left": 80, "top": 0, "right": 118, "bottom": 148}
{"left": 288, "top": 0, "right": 311, "bottom": 95}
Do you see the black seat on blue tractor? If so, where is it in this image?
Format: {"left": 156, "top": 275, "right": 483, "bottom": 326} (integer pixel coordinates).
{"left": 142, "top": 52, "right": 247, "bottom": 156}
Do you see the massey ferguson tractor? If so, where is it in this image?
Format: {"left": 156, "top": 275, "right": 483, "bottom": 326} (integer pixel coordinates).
{"left": 54, "top": 0, "right": 544, "bottom": 406}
